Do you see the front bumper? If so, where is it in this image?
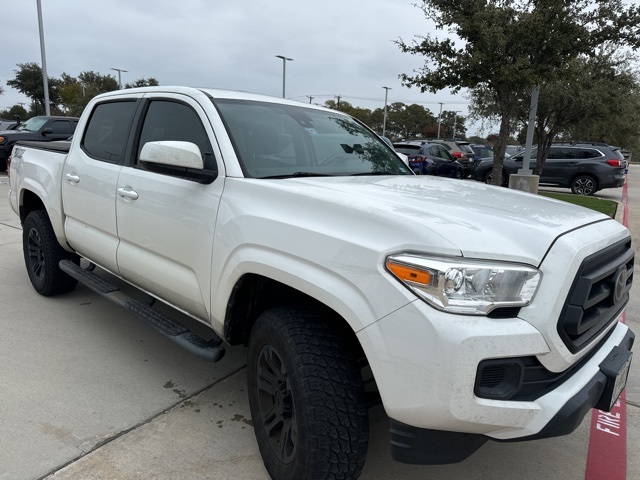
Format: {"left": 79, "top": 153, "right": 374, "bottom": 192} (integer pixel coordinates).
{"left": 384, "top": 324, "right": 634, "bottom": 465}
{"left": 357, "top": 297, "right": 633, "bottom": 436}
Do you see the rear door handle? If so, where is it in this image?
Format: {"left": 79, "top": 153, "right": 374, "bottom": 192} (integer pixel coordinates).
{"left": 117, "top": 186, "right": 139, "bottom": 200}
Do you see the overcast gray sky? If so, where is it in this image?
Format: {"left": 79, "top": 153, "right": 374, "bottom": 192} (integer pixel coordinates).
{"left": 2, "top": 0, "right": 474, "bottom": 129}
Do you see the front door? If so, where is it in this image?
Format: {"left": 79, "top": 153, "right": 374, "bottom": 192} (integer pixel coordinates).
{"left": 115, "top": 94, "right": 225, "bottom": 320}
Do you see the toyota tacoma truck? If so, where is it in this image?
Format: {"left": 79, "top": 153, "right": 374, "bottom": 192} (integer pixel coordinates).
{"left": 8, "top": 87, "right": 635, "bottom": 480}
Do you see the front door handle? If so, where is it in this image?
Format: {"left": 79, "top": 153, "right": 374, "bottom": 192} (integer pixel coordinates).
{"left": 117, "top": 186, "right": 139, "bottom": 200}
{"left": 65, "top": 173, "right": 80, "bottom": 184}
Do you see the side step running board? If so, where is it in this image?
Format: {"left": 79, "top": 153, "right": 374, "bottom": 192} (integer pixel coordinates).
{"left": 59, "top": 260, "right": 225, "bottom": 363}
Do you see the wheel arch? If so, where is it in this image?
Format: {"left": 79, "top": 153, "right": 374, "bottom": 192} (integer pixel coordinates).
{"left": 18, "top": 184, "right": 72, "bottom": 252}
{"left": 223, "top": 273, "right": 366, "bottom": 359}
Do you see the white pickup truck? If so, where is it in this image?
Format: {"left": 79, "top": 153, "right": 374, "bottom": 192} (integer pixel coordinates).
{"left": 8, "top": 86, "right": 635, "bottom": 479}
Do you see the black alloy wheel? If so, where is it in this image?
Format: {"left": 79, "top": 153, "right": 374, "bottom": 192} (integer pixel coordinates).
{"left": 571, "top": 175, "right": 597, "bottom": 196}
{"left": 247, "top": 307, "right": 369, "bottom": 480}
{"left": 23, "top": 211, "right": 78, "bottom": 296}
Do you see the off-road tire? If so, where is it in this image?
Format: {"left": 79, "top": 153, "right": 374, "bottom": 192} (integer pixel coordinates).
{"left": 247, "top": 307, "right": 369, "bottom": 480}
{"left": 23, "top": 210, "right": 78, "bottom": 296}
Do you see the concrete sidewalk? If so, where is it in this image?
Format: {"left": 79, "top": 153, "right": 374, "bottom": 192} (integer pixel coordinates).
{"left": 1, "top": 172, "right": 638, "bottom": 480}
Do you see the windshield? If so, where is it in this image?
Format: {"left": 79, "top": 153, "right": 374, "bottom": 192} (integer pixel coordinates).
{"left": 212, "top": 99, "right": 412, "bottom": 178}
{"left": 16, "top": 117, "right": 48, "bottom": 132}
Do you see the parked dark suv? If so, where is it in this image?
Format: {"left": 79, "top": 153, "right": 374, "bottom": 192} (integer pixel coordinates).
{"left": 473, "top": 143, "right": 627, "bottom": 195}
{"left": 393, "top": 141, "right": 464, "bottom": 178}
{"left": 430, "top": 139, "right": 476, "bottom": 177}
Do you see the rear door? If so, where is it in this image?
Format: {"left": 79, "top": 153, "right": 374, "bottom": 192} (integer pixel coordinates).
{"left": 540, "top": 147, "right": 580, "bottom": 185}
{"left": 115, "top": 93, "right": 225, "bottom": 320}
{"left": 62, "top": 98, "right": 141, "bottom": 273}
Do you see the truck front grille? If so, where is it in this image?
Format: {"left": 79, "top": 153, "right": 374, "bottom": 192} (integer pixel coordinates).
{"left": 558, "top": 237, "right": 634, "bottom": 353}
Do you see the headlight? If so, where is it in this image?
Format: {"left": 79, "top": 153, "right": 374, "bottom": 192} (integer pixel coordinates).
{"left": 386, "top": 254, "right": 541, "bottom": 315}
{"left": 0, "top": 136, "right": 6, "bottom": 144}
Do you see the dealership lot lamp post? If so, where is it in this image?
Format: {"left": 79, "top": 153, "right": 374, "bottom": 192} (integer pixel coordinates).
{"left": 436, "top": 102, "right": 443, "bottom": 138}
{"left": 452, "top": 111, "right": 462, "bottom": 139}
{"left": 275, "top": 55, "right": 293, "bottom": 98}
{"left": 111, "top": 68, "right": 128, "bottom": 89}
{"left": 36, "top": 0, "right": 50, "bottom": 116}
{"left": 382, "top": 86, "right": 391, "bottom": 138}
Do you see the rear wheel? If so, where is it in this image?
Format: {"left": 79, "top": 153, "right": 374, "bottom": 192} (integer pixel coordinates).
{"left": 23, "top": 211, "right": 78, "bottom": 296}
{"left": 247, "top": 307, "right": 369, "bottom": 480}
{"left": 571, "top": 175, "right": 597, "bottom": 196}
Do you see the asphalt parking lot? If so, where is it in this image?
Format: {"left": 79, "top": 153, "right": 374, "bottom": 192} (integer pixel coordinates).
{"left": 1, "top": 169, "right": 638, "bottom": 480}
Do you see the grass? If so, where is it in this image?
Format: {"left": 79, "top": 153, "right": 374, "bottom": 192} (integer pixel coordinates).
{"left": 539, "top": 192, "right": 618, "bottom": 218}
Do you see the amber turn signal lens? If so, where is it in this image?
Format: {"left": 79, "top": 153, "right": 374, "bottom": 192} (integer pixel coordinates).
{"left": 386, "top": 261, "right": 432, "bottom": 285}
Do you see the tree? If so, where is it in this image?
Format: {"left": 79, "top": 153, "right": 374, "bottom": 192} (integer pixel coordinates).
{"left": 559, "top": 55, "right": 640, "bottom": 151}
{"left": 58, "top": 71, "right": 119, "bottom": 116}
{"left": 6, "top": 62, "right": 63, "bottom": 115}
{"left": 0, "top": 104, "right": 29, "bottom": 121}
{"left": 397, "top": 0, "right": 640, "bottom": 185}
{"left": 387, "top": 103, "right": 437, "bottom": 139}
{"left": 473, "top": 52, "right": 640, "bottom": 173}
{"left": 439, "top": 110, "right": 467, "bottom": 139}
{"left": 323, "top": 100, "right": 375, "bottom": 129}
{"left": 124, "top": 77, "right": 160, "bottom": 88}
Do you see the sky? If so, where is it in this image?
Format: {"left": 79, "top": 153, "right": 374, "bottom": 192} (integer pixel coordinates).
{"left": 1, "top": 0, "right": 478, "bottom": 133}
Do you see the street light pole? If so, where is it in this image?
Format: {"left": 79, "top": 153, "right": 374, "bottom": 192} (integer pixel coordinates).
{"left": 110, "top": 68, "right": 128, "bottom": 89}
{"left": 452, "top": 110, "right": 462, "bottom": 139}
{"left": 36, "top": 0, "right": 50, "bottom": 116}
{"left": 382, "top": 86, "right": 391, "bottom": 138}
{"left": 436, "top": 102, "right": 444, "bottom": 138}
{"left": 275, "top": 55, "right": 293, "bottom": 98}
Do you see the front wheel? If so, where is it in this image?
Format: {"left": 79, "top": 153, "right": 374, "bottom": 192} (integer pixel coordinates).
{"left": 483, "top": 169, "right": 506, "bottom": 186}
{"left": 247, "top": 307, "right": 369, "bottom": 480}
{"left": 23, "top": 210, "right": 78, "bottom": 296}
{"left": 571, "top": 175, "right": 597, "bottom": 196}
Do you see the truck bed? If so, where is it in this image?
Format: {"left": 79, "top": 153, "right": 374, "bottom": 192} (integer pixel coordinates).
{"left": 15, "top": 140, "right": 71, "bottom": 154}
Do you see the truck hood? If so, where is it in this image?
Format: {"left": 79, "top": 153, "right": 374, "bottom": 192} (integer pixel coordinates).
{"left": 281, "top": 175, "right": 610, "bottom": 265}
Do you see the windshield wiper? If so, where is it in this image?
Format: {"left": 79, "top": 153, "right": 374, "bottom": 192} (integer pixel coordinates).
{"left": 258, "top": 172, "right": 334, "bottom": 179}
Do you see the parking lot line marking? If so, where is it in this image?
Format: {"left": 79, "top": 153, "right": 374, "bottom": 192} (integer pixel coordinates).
{"left": 584, "top": 176, "right": 630, "bottom": 480}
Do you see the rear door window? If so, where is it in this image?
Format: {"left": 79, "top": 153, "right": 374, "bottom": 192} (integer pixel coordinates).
{"left": 579, "top": 149, "right": 602, "bottom": 159}
{"left": 49, "top": 120, "right": 73, "bottom": 134}
{"left": 548, "top": 148, "right": 579, "bottom": 159}
{"left": 82, "top": 101, "right": 139, "bottom": 163}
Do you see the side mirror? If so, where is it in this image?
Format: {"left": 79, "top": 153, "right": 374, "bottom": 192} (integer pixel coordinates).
{"left": 140, "top": 141, "right": 204, "bottom": 169}
{"left": 42, "top": 127, "right": 53, "bottom": 136}
{"left": 139, "top": 141, "right": 216, "bottom": 184}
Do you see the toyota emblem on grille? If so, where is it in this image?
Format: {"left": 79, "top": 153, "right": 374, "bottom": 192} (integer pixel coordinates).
{"left": 613, "top": 266, "right": 627, "bottom": 304}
